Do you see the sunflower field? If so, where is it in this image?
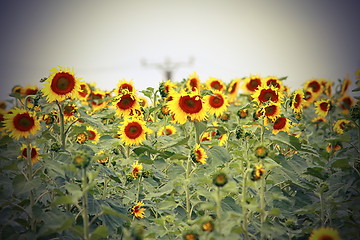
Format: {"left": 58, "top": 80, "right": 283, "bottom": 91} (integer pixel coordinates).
{"left": 0, "top": 67, "right": 359, "bottom": 240}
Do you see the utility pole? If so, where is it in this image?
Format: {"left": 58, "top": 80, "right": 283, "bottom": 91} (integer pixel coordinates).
{"left": 141, "top": 57, "right": 194, "bottom": 81}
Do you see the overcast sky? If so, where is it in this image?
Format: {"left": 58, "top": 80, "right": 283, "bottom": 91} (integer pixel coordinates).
{"left": 1, "top": 0, "right": 359, "bottom": 100}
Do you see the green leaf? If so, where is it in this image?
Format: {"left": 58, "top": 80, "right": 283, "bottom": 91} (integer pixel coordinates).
{"left": 101, "top": 205, "right": 130, "bottom": 221}
{"left": 208, "top": 145, "right": 231, "bottom": 165}
{"left": 270, "top": 131, "right": 301, "bottom": 150}
{"left": 160, "top": 136, "right": 190, "bottom": 149}
{"left": 90, "top": 225, "right": 109, "bottom": 240}
{"left": 51, "top": 195, "right": 74, "bottom": 206}
{"left": 194, "top": 121, "right": 207, "bottom": 141}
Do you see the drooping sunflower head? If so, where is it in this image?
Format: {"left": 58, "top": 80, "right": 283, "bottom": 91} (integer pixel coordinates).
{"left": 131, "top": 160, "right": 143, "bottom": 179}
{"left": 167, "top": 90, "right": 207, "bottom": 124}
{"left": 252, "top": 85, "right": 284, "bottom": 105}
{"left": 42, "top": 66, "right": 81, "bottom": 102}
{"left": 338, "top": 95, "right": 354, "bottom": 114}
{"left": 304, "top": 79, "right": 323, "bottom": 95}
{"left": 186, "top": 72, "right": 202, "bottom": 91}
{"left": 114, "top": 91, "right": 141, "bottom": 117}
{"left": 309, "top": 227, "right": 342, "bottom": 240}
{"left": 18, "top": 144, "right": 41, "bottom": 165}
{"left": 157, "top": 125, "right": 177, "bottom": 136}
{"left": 86, "top": 126, "right": 100, "bottom": 144}
{"left": 3, "top": 108, "right": 40, "bottom": 140}
{"left": 290, "top": 89, "right": 305, "bottom": 113}
{"left": 117, "top": 79, "right": 135, "bottom": 94}
{"left": 242, "top": 75, "right": 263, "bottom": 93}
{"left": 63, "top": 104, "right": 77, "bottom": 122}
{"left": 191, "top": 144, "right": 208, "bottom": 164}
{"left": 204, "top": 90, "right": 229, "bottom": 117}
{"left": 118, "top": 118, "right": 152, "bottom": 146}
{"left": 314, "top": 99, "right": 331, "bottom": 117}
{"left": 251, "top": 164, "right": 266, "bottom": 181}
{"left": 205, "top": 77, "right": 226, "bottom": 91}
{"left": 78, "top": 82, "right": 91, "bottom": 101}
{"left": 23, "top": 85, "right": 39, "bottom": 96}
{"left": 272, "top": 117, "right": 291, "bottom": 135}
{"left": 333, "top": 119, "right": 352, "bottom": 134}
{"left": 260, "top": 102, "right": 282, "bottom": 121}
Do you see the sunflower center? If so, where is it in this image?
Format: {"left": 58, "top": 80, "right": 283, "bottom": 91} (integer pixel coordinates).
{"left": 318, "top": 235, "right": 334, "bottom": 240}
{"left": 339, "top": 121, "right": 346, "bottom": 130}
{"left": 229, "top": 82, "right": 238, "bottom": 94}
{"left": 259, "top": 89, "right": 278, "bottom": 103}
{"left": 319, "top": 102, "right": 329, "bottom": 112}
{"left": 264, "top": 105, "right": 277, "bottom": 116}
{"left": 211, "top": 81, "right": 222, "bottom": 90}
{"left": 64, "top": 105, "right": 75, "bottom": 115}
{"left": 22, "top": 147, "right": 37, "bottom": 158}
{"left": 14, "top": 113, "right": 35, "bottom": 131}
{"left": 119, "top": 84, "right": 133, "bottom": 92}
{"left": 88, "top": 130, "right": 96, "bottom": 140}
{"left": 294, "top": 94, "right": 301, "bottom": 108}
{"left": 165, "top": 128, "right": 173, "bottom": 135}
{"left": 308, "top": 81, "right": 321, "bottom": 92}
{"left": 273, "top": 117, "right": 286, "bottom": 130}
{"left": 267, "top": 79, "right": 280, "bottom": 88}
{"left": 247, "top": 79, "right": 261, "bottom": 91}
{"left": 51, "top": 72, "right": 76, "bottom": 95}
{"left": 209, "top": 94, "right": 224, "bottom": 108}
{"left": 125, "top": 122, "right": 143, "bottom": 139}
{"left": 179, "top": 95, "right": 203, "bottom": 114}
{"left": 79, "top": 84, "right": 89, "bottom": 97}
{"left": 117, "top": 94, "right": 135, "bottom": 110}
{"left": 190, "top": 79, "right": 198, "bottom": 88}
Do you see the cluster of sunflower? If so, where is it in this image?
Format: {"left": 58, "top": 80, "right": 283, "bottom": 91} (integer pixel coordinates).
{"left": 0, "top": 65, "right": 359, "bottom": 239}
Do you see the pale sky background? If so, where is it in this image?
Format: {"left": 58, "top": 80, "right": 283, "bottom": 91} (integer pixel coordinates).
{"left": 0, "top": 0, "right": 359, "bottom": 100}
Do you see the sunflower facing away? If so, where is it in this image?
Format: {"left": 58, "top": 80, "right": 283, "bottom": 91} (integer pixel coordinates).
{"left": 314, "top": 99, "right": 331, "bottom": 117}
{"left": 3, "top": 108, "right": 40, "bottom": 139}
{"left": 131, "top": 201, "right": 146, "bottom": 218}
{"left": 272, "top": 117, "right": 291, "bottom": 135}
{"left": 227, "top": 78, "right": 241, "bottom": 103}
{"left": 157, "top": 125, "right": 177, "bottom": 136}
{"left": 131, "top": 160, "right": 143, "bottom": 178}
{"left": 204, "top": 90, "right": 229, "bottom": 117}
{"left": 290, "top": 89, "right": 305, "bottom": 113}
{"left": 252, "top": 86, "right": 284, "bottom": 105}
{"left": 86, "top": 126, "right": 100, "bottom": 144}
{"left": 118, "top": 118, "right": 152, "bottom": 145}
{"left": 42, "top": 66, "right": 81, "bottom": 102}
{"left": 18, "top": 144, "right": 42, "bottom": 165}
{"left": 191, "top": 144, "right": 208, "bottom": 164}
{"left": 308, "top": 227, "right": 342, "bottom": 240}
{"left": 167, "top": 90, "right": 207, "bottom": 124}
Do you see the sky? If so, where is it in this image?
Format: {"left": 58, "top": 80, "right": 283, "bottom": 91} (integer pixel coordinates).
{"left": 0, "top": 0, "right": 359, "bottom": 100}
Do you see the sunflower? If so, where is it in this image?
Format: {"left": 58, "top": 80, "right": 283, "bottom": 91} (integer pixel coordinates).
{"left": 114, "top": 91, "right": 141, "bottom": 117}
{"left": 217, "top": 133, "right": 228, "bottom": 146}
{"left": 333, "top": 119, "right": 351, "bottom": 134}
{"left": 78, "top": 82, "right": 91, "bottom": 101}
{"left": 116, "top": 79, "right": 135, "bottom": 94}
{"left": 304, "top": 79, "right": 323, "bottom": 95}
{"left": 86, "top": 126, "right": 100, "bottom": 144}
{"left": 12, "top": 85, "right": 22, "bottom": 95}
{"left": 260, "top": 102, "right": 282, "bottom": 121}
{"left": 338, "top": 95, "right": 354, "bottom": 114}
{"left": 118, "top": 118, "right": 152, "bottom": 145}
{"left": 309, "top": 227, "right": 341, "bottom": 240}
{"left": 131, "top": 160, "right": 143, "bottom": 178}
{"left": 131, "top": 201, "right": 146, "bottom": 218}
{"left": 200, "top": 132, "right": 212, "bottom": 143}
{"left": 202, "top": 221, "right": 214, "bottom": 232}
{"left": 42, "top": 66, "right": 81, "bottom": 102}
{"left": 63, "top": 104, "right": 77, "bottom": 122}
{"left": 290, "top": 89, "right": 305, "bottom": 113}
{"left": 237, "top": 109, "right": 249, "bottom": 119}
{"left": 312, "top": 117, "right": 327, "bottom": 124}
{"left": 264, "top": 76, "right": 283, "bottom": 91}
{"left": 159, "top": 80, "right": 177, "bottom": 98}
{"left": 314, "top": 99, "right": 331, "bottom": 117}
{"left": 90, "top": 90, "right": 107, "bottom": 111}
{"left": 138, "top": 96, "right": 148, "bottom": 108}
{"left": 95, "top": 150, "right": 109, "bottom": 165}
{"left": 340, "top": 76, "right": 351, "bottom": 95}
{"left": 251, "top": 164, "right": 266, "bottom": 181}
{"left": 186, "top": 72, "right": 202, "bottom": 91}
{"left": 326, "top": 142, "right": 342, "bottom": 153}
{"left": 157, "top": 125, "right": 176, "bottom": 136}
{"left": 204, "top": 90, "right": 229, "bottom": 117}
{"left": 252, "top": 86, "right": 284, "bottom": 105}
{"left": 320, "top": 79, "right": 332, "bottom": 97}
{"left": 205, "top": 77, "right": 226, "bottom": 91}
{"left": 3, "top": 108, "right": 40, "bottom": 139}
{"left": 23, "top": 85, "right": 39, "bottom": 96}
{"left": 242, "top": 75, "right": 262, "bottom": 93}
{"left": 272, "top": 117, "right": 291, "bottom": 135}
{"left": 18, "top": 144, "right": 41, "bottom": 165}
{"left": 167, "top": 90, "right": 207, "bottom": 124}
{"left": 227, "top": 78, "right": 241, "bottom": 102}
{"left": 76, "top": 132, "right": 87, "bottom": 144}
{"left": 191, "top": 144, "right": 207, "bottom": 164}
{"left": 303, "top": 89, "right": 319, "bottom": 107}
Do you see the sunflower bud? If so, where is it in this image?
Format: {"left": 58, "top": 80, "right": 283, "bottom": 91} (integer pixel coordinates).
{"left": 213, "top": 172, "right": 228, "bottom": 187}
{"left": 251, "top": 164, "right": 266, "bottom": 181}
{"left": 220, "top": 112, "right": 230, "bottom": 122}
{"left": 201, "top": 221, "right": 214, "bottom": 232}
{"left": 183, "top": 232, "right": 199, "bottom": 240}
{"left": 73, "top": 152, "right": 91, "bottom": 169}
{"left": 237, "top": 109, "right": 248, "bottom": 119}
{"left": 254, "top": 145, "right": 268, "bottom": 159}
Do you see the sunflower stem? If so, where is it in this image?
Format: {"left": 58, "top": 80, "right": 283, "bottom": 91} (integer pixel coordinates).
{"left": 260, "top": 120, "right": 266, "bottom": 240}
{"left": 185, "top": 155, "right": 192, "bottom": 220}
{"left": 135, "top": 176, "right": 142, "bottom": 203}
{"left": 56, "top": 101, "right": 66, "bottom": 151}
{"left": 216, "top": 186, "right": 222, "bottom": 234}
{"left": 82, "top": 167, "right": 90, "bottom": 240}
{"left": 102, "top": 177, "right": 109, "bottom": 200}
{"left": 26, "top": 142, "right": 36, "bottom": 231}
{"left": 319, "top": 191, "right": 325, "bottom": 226}
{"left": 241, "top": 142, "right": 250, "bottom": 240}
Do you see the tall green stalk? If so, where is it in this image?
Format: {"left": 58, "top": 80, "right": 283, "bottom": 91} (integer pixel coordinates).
{"left": 216, "top": 187, "right": 222, "bottom": 234}
{"left": 26, "top": 142, "right": 35, "bottom": 231}
{"left": 82, "top": 168, "right": 90, "bottom": 240}
{"left": 259, "top": 122, "right": 266, "bottom": 240}
{"left": 56, "top": 101, "right": 66, "bottom": 151}
{"left": 185, "top": 155, "right": 192, "bottom": 220}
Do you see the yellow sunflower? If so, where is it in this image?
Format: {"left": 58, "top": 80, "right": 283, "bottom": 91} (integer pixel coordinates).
{"left": 131, "top": 201, "right": 146, "bottom": 218}
{"left": 95, "top": 150, "right": 109, "bottom": 165}
{"left": 290, "top": 89, "right": 305, "bottom": 113}
{"left": 338, "top": 95, "right": 354, "bottom": 114}
{"left": 304, "top": 79, "right": 323, "bottom": 95}
{"left": 227, "top": 78, "right": 241, "bottom": 103}
{"left": 309, "top": 227, "right": 341, "bottom": 240}
{"left": 217, "top": 133, "right": 228, "bottom": 146}
{"left": 204, "top": 90, "right": 229, "bottom": 117}
{"left": 76, "top": 132, "right": 87, "bottom": 144}
{"left": 167, "top": 90, "right": 207, "bottom": 124}
{"left": 18, "top": 144, "right": 42, "bottom": 165}
{"left": 186, "top": 72, "right": 202, "bottom": 91}
{"left": 333, "top": 119, "right": 351, "bottom": 134}
{"left": 138, "top": 96, "right": 149, "bottom": 108}
{"left": 272, "top": 117, "right": 291, "bottom": 135}
{"left": 191, "top": 144, "right": 207, "bottom": 164}
{"left": 131, "top": 160, "right": 143, "bottom": 178}
{"left": 63, "top": 104, "right": 77, "bottom": 122}
{"left": 90, "top": 90, "right": 107, "bottom": 111}
{"left": 303, "top": 89, "right": 320, "bottom": 107}
{"left": 241, "top": 75, "right": 262, "bottom": 93}
{"left": 86, "top": 126, "right": 100, "bottom": 144}
{"left": 42, "top": 66, "right": 81, "bottom": 102}
{"left": 252, "top": 85, "right": 284, "bottom": 105}
{"left": 157, "top": 125, "right": 176, "bottom": 136}
{"left": 312, "top": 117, "right": 327, "bottom": 124}
{"left": 114, "top": 91, "right": 141, "bottom": 117}
{"left": 200, "top": 131, "right": 212, "bottom": 143}
{"left": 260, "top": 102, "right": 282, "bottom": 121}
{"left": 117, "top": 79, "right": 135, "bottom": 94}
{"left": 340, "top": 76, "right": 351, "bottom": 95}
{"left": 320, "top": 79, "right": 332, "bottom": 97}
{"left": 314, "top": 99, "right": 331, "bottom": 117}
{"left": 264, "top": 76, "right": 284, "bottom": 91}
{"left": 118, "top": 118, "right": 152, "bottom": 145}
{"left": 326, "top": 142, "right": 342, "bottom": 153}
{"left": 3, "top": 108, "right": 40, "bottom": 139}
{"left": 22, "top": 85, "right": 39, "bottom": 96}
{"left": 159, "top": 80, "right": 177, "bottom": 98}
{"left": 77, "top": 82, "right": 91, "bottom": 101}
{"left": 251, "top": 163, "right": 266, "bottom": 181}
{"left": 205, "top": 77, "right": 226, "bottom": 91}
